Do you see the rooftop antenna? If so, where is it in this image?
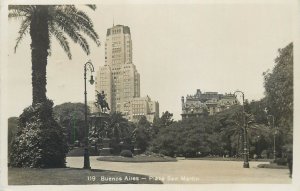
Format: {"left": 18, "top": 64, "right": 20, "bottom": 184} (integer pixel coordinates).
{"left": 113, "top": 16, "right": 115, "bottom": 27}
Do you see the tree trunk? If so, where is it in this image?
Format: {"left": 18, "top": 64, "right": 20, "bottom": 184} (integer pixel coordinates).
{"left": 30, "top": 6, "right": 49, "bottom": 105}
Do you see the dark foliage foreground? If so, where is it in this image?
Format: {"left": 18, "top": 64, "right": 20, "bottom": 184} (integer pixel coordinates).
{"left": 9, "top": 100, "right": 68, "bottom": 168}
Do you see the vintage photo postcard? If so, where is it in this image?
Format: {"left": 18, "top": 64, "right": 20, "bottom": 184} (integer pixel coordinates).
{"left": 1, "top": 0, "right": 299, "bottom": 190}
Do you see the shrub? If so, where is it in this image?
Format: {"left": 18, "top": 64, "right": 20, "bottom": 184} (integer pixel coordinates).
{"left": 276, "top": 158, "right": 287, "bottom": 166}
{"left": 120, "top": 150, "right": 133, "bottom": 158}
{"left": 9, "top": 100, "right": 68, "bottom": 168}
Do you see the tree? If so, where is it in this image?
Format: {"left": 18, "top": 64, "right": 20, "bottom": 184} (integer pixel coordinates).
{"left": 9, "top": 5, "right": 99, "bottom": 168}
{"left": 244, "top": 99, "right": 268, "bottom": 125}
{"left": 150, "top": 104, "right": 273, "bottom": 158}
{"left": 10, "top": 100, "right": 68, "bottom": 168}
{"left": 150, "top": 116, "right": 222, "bottom": 157}
{"left": 159, "top": 111, "right": 174, "bottom": 127}
{"left": 9, "top": 5, "right": 100, "bottom": 104}
{"left": 179, "top": 118, "right": 211, "bottom": 157}
{"left": 215, "top": 105, "right": 271, "bottom": 157}
{"left": 152, "top": 111, "right": 174, "bottom": 137}
{"left": 243, "top": 99, "right": 274, "bottom": 157}
{"left": 263, "top": 42, "right": 293, "bottom": 150}
{"left": 132, "top": 116, "right": 152, "bottom": 153}
{"left": 150, "top": 123, "right": 183, "bottom": 157}
{"left": 53, "top": 102, "right": 87, "bottom": 144}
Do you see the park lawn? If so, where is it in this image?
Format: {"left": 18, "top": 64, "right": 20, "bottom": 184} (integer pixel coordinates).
{"left": 8, "top": 167, "right": 162, "bottom": 185}
{"left": 97, "top": 155, "right": 177, "bottom": 162}
{"left": 257, "top": 163, "right": 288, "bottom": 169}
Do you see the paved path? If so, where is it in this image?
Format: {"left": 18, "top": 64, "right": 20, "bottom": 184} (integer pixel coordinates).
{"left": 67, "top": 157, "right": 291, "bottom": 184}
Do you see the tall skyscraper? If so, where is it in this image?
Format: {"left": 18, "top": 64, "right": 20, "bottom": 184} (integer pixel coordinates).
{"left": 96, "top": 25, "right": 140, "bottom": 113}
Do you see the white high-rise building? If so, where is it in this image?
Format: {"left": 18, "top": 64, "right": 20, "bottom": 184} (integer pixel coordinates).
{"left": 95, "top": 25, "right": 141, "bottom": 113}
{"left": 96, "top": 24, "right": 159, "bottom": 122}
{"left": 123, "top": 96, "right": 159, "bottom": 123}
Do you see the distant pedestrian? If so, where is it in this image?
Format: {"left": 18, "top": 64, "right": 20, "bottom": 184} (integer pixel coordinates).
{"left": 287, "top": 150, "right": 293, "bottom": 178}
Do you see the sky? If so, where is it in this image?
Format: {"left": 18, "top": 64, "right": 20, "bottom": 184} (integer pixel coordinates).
{"left": 6, "top": 2, "right": 295, "bottom": 120}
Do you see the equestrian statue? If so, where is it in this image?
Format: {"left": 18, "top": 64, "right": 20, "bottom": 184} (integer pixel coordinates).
{"left": 95, "top": 90, "right": 110, "bottom": 113}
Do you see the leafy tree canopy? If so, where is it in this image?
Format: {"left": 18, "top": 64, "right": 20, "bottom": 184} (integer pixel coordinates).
{"left": 263, "top": 42, "right": 293, "bottom": 146}
{"left": 53, "top": 102, "right": 87, "bottom": 123}
{"left": 159, "top": 111, "right": 174, "bottom": 127}
{"left": 263, "top": 43, "right": 293, "bottom": 128}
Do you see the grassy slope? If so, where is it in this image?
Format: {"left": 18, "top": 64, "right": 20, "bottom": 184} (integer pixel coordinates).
{"left": 8, "top": 168, "right": 162, "bottom": 185}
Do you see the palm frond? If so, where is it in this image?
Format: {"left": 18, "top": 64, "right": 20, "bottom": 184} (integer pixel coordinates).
{"left": 76, "top": 10, "right": 94, "bottom": 25}
{"left": 9, "top": 5, "right": 34, "bottom": 15}
{"left": 74, "top": 11, "right": 99, "bottom": 39}
{"left": 51, "top": 10, "right": 100, "bottom": 55}
{"left": 8, "top": 11, "right": 27, "bottom": 19}
{"left": 14, "top": 17, "right": 30, "bottom": 53}
{"left": 8, "top": 5, "right": 34, "bottom": 21}
{"left": 54, "top": 7, "right": 100, "bottom": 46}
{"left": 85, "top": 4, "right": 96, "bottom": 11}
{"left": 75, "top": 33, "right": 90, "bottom": 55}
{"left": 50, "top": 11, "right": 79, "bottom": 37}
{"left": 49, "top": 21, "right": 72, "bottom": 59}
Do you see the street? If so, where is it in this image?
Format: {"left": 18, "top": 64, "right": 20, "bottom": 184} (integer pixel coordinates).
{"left": 67, "top": 157, "right": 291, "bottom": 184}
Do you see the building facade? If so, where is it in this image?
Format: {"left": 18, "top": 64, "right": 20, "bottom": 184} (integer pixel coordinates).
{"left": 181, "top": 89, "right": 237, "bottom": 119}
{"left": 123, "top": 96, "right": 159, "bottom": 123}
{"left": 95, "top": 25, "right": 159, "bottom": 122}
{"left": 95, "top": 25, "right": 140, "bottom": 113}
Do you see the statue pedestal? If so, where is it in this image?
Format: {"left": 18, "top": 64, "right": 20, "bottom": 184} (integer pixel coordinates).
{"left": 99, "top": 137, "right": 112, "bottom": 156}
{"left": 89, "top": 112, "right": 111, "bottom": 156}
{"left": 89, "top": 112, "right": 110, "bottom": 133}
{"left": 133, "top": 146, "right": 141, "bottom": 155}
{"left": 90, "top": 112, "right": 110, "bottom": 118}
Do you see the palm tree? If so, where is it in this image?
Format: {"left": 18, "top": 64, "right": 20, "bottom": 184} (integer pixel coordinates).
{"left": 8, "top": 5, "right": 99, "bottom": 168}
{"left": 220, "top": 106, "right": 271, "bottom": 157}
{"left": 219, "top": 110, "right": 244, "bottom": 156}
{"left": 9, "top": 5, "right": 100, "bottom": 105}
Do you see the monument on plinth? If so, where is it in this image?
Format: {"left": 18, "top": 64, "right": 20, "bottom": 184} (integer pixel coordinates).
{"left": 100, "top": 137, "right": 112, "bottom": 156}
{"left": 89, "top": 90, "right": 112, "bottom": 156}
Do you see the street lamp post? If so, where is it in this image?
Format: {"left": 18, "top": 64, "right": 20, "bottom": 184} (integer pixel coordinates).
{"left": 234, "top": 90, "right": 250, "bottom": 168}
{"left": 83, "top": 60, "right": 95, "bottom": 169}
{"left": 266, "top": 113, "right": 277, "bottom": 160}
